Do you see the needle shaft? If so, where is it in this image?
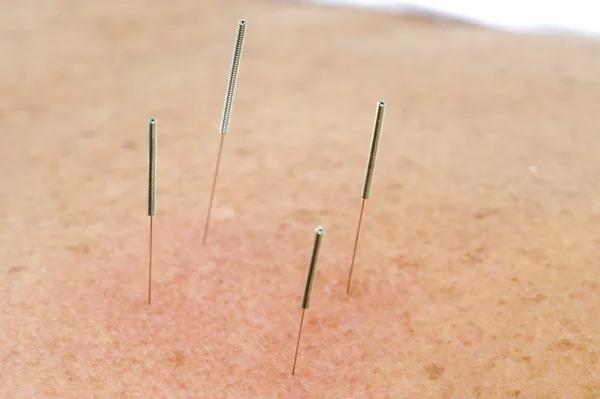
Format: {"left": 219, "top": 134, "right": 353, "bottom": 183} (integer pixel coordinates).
{"left": 202, "top": 134, "right": 225, "bottom": 245}
{"left": 148, "top": 215, "right": 153, "bottom": 304}
{"left": 291, "top": 308, "right": 305, "bottom": 375}
{"left": 346, "top": 198, "right": 366, "bottom": 295}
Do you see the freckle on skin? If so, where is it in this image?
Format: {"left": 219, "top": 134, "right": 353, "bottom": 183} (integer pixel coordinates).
{"left": 7, "top": 265, "right": 26, "bottom": 274}
{"left": 425, "top": 363, "right": 445, "bottom": 380}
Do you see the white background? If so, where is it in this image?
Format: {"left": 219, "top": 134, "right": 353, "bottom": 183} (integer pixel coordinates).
{"left": 307, "top": 0, "right": 600, "bottom": 38}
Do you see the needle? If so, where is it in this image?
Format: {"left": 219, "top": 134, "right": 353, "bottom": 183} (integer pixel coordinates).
{"left": 346, "top": 100, "right": 386, "bottom": 295}
{"left": 147, "top": 117, "right": 157, "bottom": 305}
{"left": 203, "top": 20, "right": 247, "bottom": 245}
{"left": 292, "top": 226, "right": 324, "bottom": 375}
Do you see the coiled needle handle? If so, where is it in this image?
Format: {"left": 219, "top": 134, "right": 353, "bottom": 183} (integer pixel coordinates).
{"left": 220, "top": 20, "right": 246, "bottom": 135}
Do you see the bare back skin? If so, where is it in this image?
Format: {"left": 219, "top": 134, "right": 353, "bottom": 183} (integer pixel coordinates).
{"left": 1, "top": 1, "right": 599, "bottom": 397}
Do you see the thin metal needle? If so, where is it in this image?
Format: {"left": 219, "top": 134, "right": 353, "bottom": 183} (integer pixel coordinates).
{"left": 346, "top": 198, "right": 365, "bottom": 295}
{"left": 346, "top": 100, "right": 386, "bottom": 295}
{"left": 202, "top": 20, "right": 246, "bottom": 245}
{"left": 291, "top": 226, "right": 324, "bottom": 375}
{"left": 291, "top": 308, "right": 305, "bottom": 375}
{"left": 202, "top": 134, "right": 225, "bottom": 245}
{"left": 147, "top": 117, "right": 157, "bottom": 305}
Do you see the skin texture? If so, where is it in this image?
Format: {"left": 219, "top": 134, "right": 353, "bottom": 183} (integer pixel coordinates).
{"left": 1, "top": 0, "right": 599, "bottom": 397}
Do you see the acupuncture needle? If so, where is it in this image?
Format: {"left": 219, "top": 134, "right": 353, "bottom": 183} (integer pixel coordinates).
{"left": 202, "top": 20, "right": 247, "bottom": 245}
{"left": 147, "top": 117, "right": 157, "bottom": 305}
{"left": 292, "top": 226, "right": 324, "bottom": 376}
{"left": 346, "top": 100, "right": 386, "bottom": 295}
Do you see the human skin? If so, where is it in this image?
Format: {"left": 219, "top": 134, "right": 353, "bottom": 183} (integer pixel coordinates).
{"left": 1, "top": 0, "right": 599, "bottom": 397}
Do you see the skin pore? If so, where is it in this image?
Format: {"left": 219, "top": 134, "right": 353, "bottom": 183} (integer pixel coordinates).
{"left": 1, "top": 0, "right": 599, "bottom": 397}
